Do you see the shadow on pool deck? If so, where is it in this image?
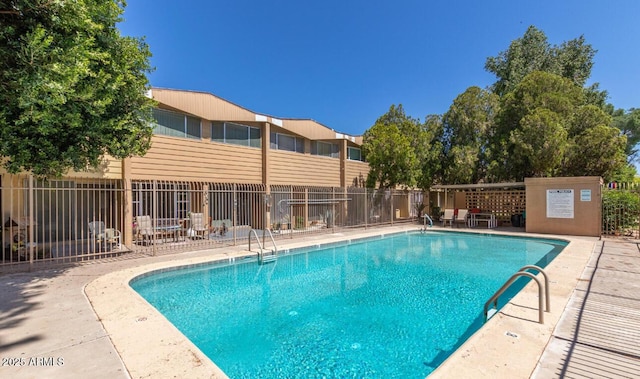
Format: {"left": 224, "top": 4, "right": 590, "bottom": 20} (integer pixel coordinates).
{"left": 532, "top": 239, "right": 640, "bottom": 378}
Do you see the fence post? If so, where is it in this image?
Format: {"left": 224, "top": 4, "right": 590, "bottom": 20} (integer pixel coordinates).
{"left": 28, "top": 175, "right": 34, "bottom": 270}
{"left": 152, "top": 180, "right": 157, "bottom": 256}
{"left": 364, "top": 187, "right": 368, "bottom": 229}
{"left": 233, "top": 183, "right": 237, "bottom": 246}
{"left": 390, "top": 189, "right": 394, "bottom": 225}
{"left": 332, "top": 187, "right": 336, "bottom": 233}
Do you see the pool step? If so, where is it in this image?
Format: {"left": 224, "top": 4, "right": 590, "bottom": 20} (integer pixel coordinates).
{"left": 259, "top": 250, "right": 278, "bottom": 265}
{"left": 249, "top": 229, "right": 279, "bottom": 265}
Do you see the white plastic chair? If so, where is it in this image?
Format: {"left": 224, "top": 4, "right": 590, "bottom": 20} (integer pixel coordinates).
{"left": 88, "top": 221, "right": 121, "bottom": 251}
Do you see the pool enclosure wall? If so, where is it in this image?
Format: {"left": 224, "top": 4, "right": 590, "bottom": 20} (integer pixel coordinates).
{"left": 525, "top": 176, "right": 602, "bottom": 237}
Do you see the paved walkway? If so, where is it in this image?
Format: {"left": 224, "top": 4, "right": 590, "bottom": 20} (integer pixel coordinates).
{"left": 532, "top": 239, "right": 640, "bottom": 378}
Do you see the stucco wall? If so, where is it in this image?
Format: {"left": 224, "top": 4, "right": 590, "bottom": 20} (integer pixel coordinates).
{"left": 525, "top": 176, "right": 602, "bottom": 237}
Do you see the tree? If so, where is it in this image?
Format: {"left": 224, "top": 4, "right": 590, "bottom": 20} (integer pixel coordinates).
{"left": 490, "top": 71, "right": 581, "bottom": 180}
{"left": 418, "top": 114, "right": 444, "bottom": 189}
{"left": 510, "top": 108, "right": 568, "bottom": 177}
{"left": 0, "top": 0, "right": 155, "bottom": 178}
{"left": 491, "top": 71, "right": 627, "bottom": 181}
{"left": 612, "top": 108, "right": 640, "bottom": 162}
{"left": 563, "top": 124, "right": 627, "bottom": 179}
{"left": 441, "top": 86, "right": 499, "bottom": 184}
{"left": 362, "top": 106, "right": 418, "bottom": 189}
{"left": 362, "top": 105, "right": 443, "bottom": 189}
{"left": 485, "top": 26, "right": 596, "bottom": 97}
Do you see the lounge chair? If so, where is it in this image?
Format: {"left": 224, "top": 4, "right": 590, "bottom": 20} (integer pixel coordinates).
{"left": 88, "top": 221, "right": 121, "bottom": 251}
{"left": 441, "top": 209, "right": 455, "bottom": 227}
{"left": 454, "top": 209, "right": 470, "bottom": 228}
{"left": 189, "top": 213, "right": 208, "bottom": 239}
{"left": 135, "top": 215, "right": 156, "bottom": 244}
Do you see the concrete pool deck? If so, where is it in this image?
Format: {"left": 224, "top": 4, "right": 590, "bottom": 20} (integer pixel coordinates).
{"left": 1, "top": 225, "right": 637, "bottom": 378}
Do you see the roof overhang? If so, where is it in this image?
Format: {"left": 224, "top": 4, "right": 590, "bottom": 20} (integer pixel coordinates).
{"left": 430, "top": 182, "right": 525, "bottom": 191}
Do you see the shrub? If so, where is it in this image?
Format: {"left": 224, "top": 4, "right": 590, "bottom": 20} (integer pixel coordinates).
{"left": 602, "top": 190, "right": 640, "bottom": 235}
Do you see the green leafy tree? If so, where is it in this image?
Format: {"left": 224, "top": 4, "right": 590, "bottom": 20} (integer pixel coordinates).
{"left": 510, "top": 108, "right": 568, "bottom": 177}
{"left": 612, "top": 108, "right": 640, "bottom": 161}
{"left": 562, "top": 105, "right": 627, "bottom": 180}
{"left": 441, "top": 86, "right": 499, "bottom": 183}
{"left": 362, "top": 105, "right": 419, "bottom": 189}
{"left": 563, "top": 124, "right": 627, "bottom": 179}
{"left": 491, "top": 71, "right": 627, "bottom": 181}
{"left": 608, "top": 163, "right": 638, "bottom": 183}
{"left": 485, "top": 25, "right": 596, "bottom": 97}
{"left": 0, "top": 0, "right": 155, "bottom": 178}
{"left": 490, "top": 71, "right": 581, "bottom": 180}
{"left": 418, "top": 114, "right": 444, "bottom": 189}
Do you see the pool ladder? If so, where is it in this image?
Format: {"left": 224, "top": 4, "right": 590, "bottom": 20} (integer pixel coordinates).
{"left": 421, "top": 214, "right": 434, "bottom": 231}
{"left": 483, "top": 265, "right": 550, "bottom": 324}
{"left": 249, "top": 229, "right": 278, "bottom": 265}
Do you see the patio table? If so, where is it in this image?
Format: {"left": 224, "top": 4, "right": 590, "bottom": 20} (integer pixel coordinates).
{"left": 155, "top": 224, "right": 183, "bottom": 242}
{"left": 470, "top": 213, "right": 497, "bottom": 228}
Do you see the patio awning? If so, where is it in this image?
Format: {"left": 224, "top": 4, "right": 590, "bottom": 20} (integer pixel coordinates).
{"left": 430, "top": 182, "right": 525, "bottom": 191}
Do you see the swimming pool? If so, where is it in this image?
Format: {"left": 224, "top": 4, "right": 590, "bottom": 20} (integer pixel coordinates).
{"left": 131, "top": 231, "right": 567, "bottom": 378}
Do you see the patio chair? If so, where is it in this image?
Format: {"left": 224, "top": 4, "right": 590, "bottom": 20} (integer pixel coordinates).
{"left": 441, "top": 209, "right": 455, "bottom": 227}
{"left": 189, "top": 213, "right": 208, "bottom": 239}
{"left": 88, "top": 221, "right": 121, "bottom": 251}
{"left": 454, "top": 209, "right": 470, "bottom": 228}
{"left": 135, "top": 215, "right": 156, "bottom": 244}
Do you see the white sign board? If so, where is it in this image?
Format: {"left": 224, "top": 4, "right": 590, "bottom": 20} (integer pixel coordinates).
{"left": 547, "top": 189, "right": 574, "bottom": 219}
{"left": 580, "top": 189, "right": 591, "bottom": 202}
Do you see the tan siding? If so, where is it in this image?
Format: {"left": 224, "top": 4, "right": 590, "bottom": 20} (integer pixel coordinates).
{"left": 153, "top": 89, "right": 256, "bottom": 122}
{"left": 0, "top": 157, "right": 123, "bottom": 179}
{"left": 152, "top": 88, "right": 364, "bottom": 144}
{"left": 345, "top": 160, "right": 370, "bottom": 187}
{"left": 130, "top": 135, "right": 263, "bottom": 183}
{"left": 65, "top": 155, "right": 123, "bottom": 179}
{"left": 281, "top": 119, "right": 363, "bottom": 144}
{"left": 282, "top": 119, "right": 337, "bottom": 140}
{"left": 269, "top": 151, "right": 341, "bottom": 186}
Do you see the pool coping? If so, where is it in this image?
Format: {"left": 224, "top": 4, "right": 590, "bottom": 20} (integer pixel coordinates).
{"left": 84, "top": 226, "right": 597, "bottom": 378}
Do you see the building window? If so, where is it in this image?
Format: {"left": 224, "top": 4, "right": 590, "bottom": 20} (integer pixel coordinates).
{"left": 311, "top": 141, "right": 339, "bottom": 158}
{"left": 348, "top": 147, "right": 364, "bottom": 161}
{"left": 132, "top": 182, "right": 190, "bottom": 220}
{"left": 152, "top": 108, "right": 201, "bottom": 139}
{"left": 212, "top": 122, "right": 261, "bottom": 148}
{"left": 270, "top": 132, "right": 304, "bottom": 153}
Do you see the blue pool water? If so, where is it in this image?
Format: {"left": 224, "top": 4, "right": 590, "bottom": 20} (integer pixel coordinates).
{"left": 131, "top": 231, "right": 567, "bottom": 378}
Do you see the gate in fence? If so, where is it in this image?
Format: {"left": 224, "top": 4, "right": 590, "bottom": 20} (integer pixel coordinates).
{"left": 601, "top": 182, "right": 640, "bottom": 238}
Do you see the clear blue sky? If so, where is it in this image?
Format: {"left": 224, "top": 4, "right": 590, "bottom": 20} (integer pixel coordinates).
{"left": 118, "top": 0, "right": 639, "bottom": 137}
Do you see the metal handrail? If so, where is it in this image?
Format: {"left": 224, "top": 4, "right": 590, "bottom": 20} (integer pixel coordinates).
{"left": 248, "top": 229, "right": 264, "bottom": 253}
{"left": 249, "top": 229, "right": 278, "bottom": 264}
{"left": 484, "top": 265, "right": 549, "bottom": 324}
{"left": 422, "top": 214, "right": 433, "bottom": 230}
{"left": 519, "top": 265, "right": 550, "bottom": 313}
